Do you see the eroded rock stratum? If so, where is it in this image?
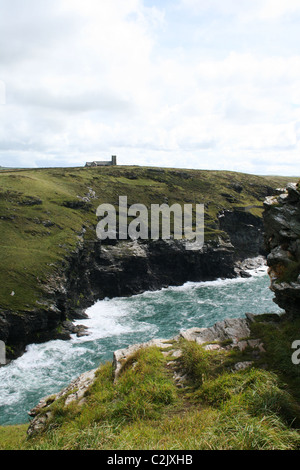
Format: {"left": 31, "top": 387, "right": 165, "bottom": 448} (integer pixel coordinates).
{"left": 264, "top": 182, "right": 300, "bottom": 317}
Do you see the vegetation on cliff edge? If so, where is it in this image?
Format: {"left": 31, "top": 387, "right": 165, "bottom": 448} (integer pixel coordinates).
{"left": 2, "top": 313, "right": 300, "bottom": 450}
{"left": 0, "top": 165, "right": 296, "bottom": 313}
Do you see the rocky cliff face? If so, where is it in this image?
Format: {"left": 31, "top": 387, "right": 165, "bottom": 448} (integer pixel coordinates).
{"left": 61, "top": 206, "right": 267, "bottom": 318}
{"left": 63, "top": 238, "right": 237, "bottom": 313}
{"left": 1, "top": 209, "right": 264, "bottom": 361}
{"left": 218, "top": 209, "right": 265, "bottom": 260}
{"left": 0, "top": 238, "right": 236, "bottom": 361}
{"left": 27, "top": 312, "right": 265, "bottom": 437}
{"left": 264, "top": 182, "right": 300, "bottom": 316}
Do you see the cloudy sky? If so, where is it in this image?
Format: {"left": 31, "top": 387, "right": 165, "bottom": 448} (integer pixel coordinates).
{"left": 1, "top": 0, "right": 300, "bottom": 175}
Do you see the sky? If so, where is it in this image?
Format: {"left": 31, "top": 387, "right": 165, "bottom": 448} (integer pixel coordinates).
{"left": 1, "top": 0, "right": 300, "bottom": 176}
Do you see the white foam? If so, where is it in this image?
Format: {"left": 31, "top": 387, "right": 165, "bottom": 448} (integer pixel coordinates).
{"left": 0, "top": 262, "right": 274, "bottom": 425}
{"left": 0, "top": 340, "right": 76, "bottom": 407}
{"left": 72, "top": 298, "right": 155, "bottom": 343}
{"left": 72, "top": 262, "right": 270, "bottom": 341}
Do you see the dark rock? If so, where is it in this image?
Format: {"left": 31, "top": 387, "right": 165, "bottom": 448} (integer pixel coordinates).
{"left": 42, "top": 220, "right": 55, "bottom": 227}
{"left": 18, "top": 196, "right": 42, "bottom": 206}
{"left": 239, "top": 270, "right": 252, "bottom": 278}
{"left": 0, "top": 306, "right": 66, "bottom": 360}
{"left": 62, "top": 239, "right": 237, "bottom": 316}
{"left": 286, "top": 183, "right": 300, "bottom": 203}
{"left": 228, "top": 182, "right": 243, "bottom": 193}
{"left": 62, "top": 200, "right": 92, "bottom": 211}
{"left": 61, "top": 321, "right": 88, "bottom": 338}
{"left": 218, "top": 209, "right": 265, "bottom": 260}
{"left": 220, "top": 193, "right": 238, "bottom": 203}
{"left": 1, "top": 207, "right": 267, "bottom": 361}
{"left": 263, "top": 183, "right": 300, "bottom": 316}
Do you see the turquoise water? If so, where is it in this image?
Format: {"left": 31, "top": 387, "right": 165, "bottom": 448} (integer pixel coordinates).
{"left": 0, "top": 265, "right": 282, "bottom": 426}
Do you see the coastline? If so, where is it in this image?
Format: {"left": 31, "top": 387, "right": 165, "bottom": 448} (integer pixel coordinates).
{"left": 0, "top": 256, "right": 275, "bottom": 427}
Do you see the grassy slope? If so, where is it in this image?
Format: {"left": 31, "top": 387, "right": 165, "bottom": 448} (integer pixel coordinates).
{"left": 1, "top": 166, "right": 300, "bottom": 450}
{"left": 2, "top": 314, "right": 300, "bottom": 450}
{"left": 0, "top": 165, "right": 296, "bottom": 312}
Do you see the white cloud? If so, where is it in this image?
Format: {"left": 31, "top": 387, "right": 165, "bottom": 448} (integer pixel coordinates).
{"left": 257, "top": 0, "right": 300, "bottom": 20}
{"left": 179, "top": 0, "right": 300, "bottom": 21}
{"left": 0, "top": 0, "right": 299, "bottom": 175}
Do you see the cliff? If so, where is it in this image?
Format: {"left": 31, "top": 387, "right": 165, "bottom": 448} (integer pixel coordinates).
{"left": 23, "top": 310, "right": 300, "bottom": 450}
{"left": 0, "top": 237, "right": 245, "bottom": 360}
{"left": 23, "top": 183, "right": 300, "bottom": 446}
{"left": 0, "top": 166, "right": 295, "bottom": 360}
{"left": 26, "top": 313, "right": 262, "bottom": 437}
{"left": 3, "top": 176, "right": 300, "bottom": 450}
{"left": 264, "top": 182, "right": 300, "bottom": 316}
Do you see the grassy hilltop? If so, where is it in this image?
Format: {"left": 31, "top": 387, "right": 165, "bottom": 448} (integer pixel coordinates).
{"left": 0, "top": 165, "right": 296, "bottom": 313}
{"left": 1, "top": 165, "right": 300, "bottom": 450}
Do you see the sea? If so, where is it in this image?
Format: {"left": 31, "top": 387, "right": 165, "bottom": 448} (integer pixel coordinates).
{"left": 0, "top": 260, "right": 283, "bottom": 426}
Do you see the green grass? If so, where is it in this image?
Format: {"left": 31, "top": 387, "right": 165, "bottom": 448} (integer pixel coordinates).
{"left": 1, "top": 166, "right": 299, "bottom": 449}
{"left": 2, "top": 315, "right": 300, "bottom": 450}
{"left": 0, "top": 165, "right": 297, "bottom": 312}
{"left": 250, "top": 314, "right": 300, "bottom": 402}
{"left": 0, "top": 424, "right": 28, "bottom": 450}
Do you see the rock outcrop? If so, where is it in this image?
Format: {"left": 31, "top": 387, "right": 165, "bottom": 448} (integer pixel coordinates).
{"left": 0, "top": 166, "right": 271, "bottom": 364}
{"left": 218, "top": 209, "right": 265, "bottom": 260}
{"left": 25, "top": 180, "right": 300, "bottom": 436}
{"left": 27, "top": 368, "right": 97, "bottom": 437}
{"left": 62, "top": 238, "right": 237, "bottom": 315}
{"left": 0, "top": 238, "right": 238, "bottom": 361}
{"left": 264, "top": 182, "right": 300, "bottom": 316}
{"left": 1, "top": 203, "right": 265, "bottom": 361}
{"left": 27, "top": 313, "right": 266, "bottom": 437}
{"left": 51, "top": 217, "right": 267, "bottom": 333}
